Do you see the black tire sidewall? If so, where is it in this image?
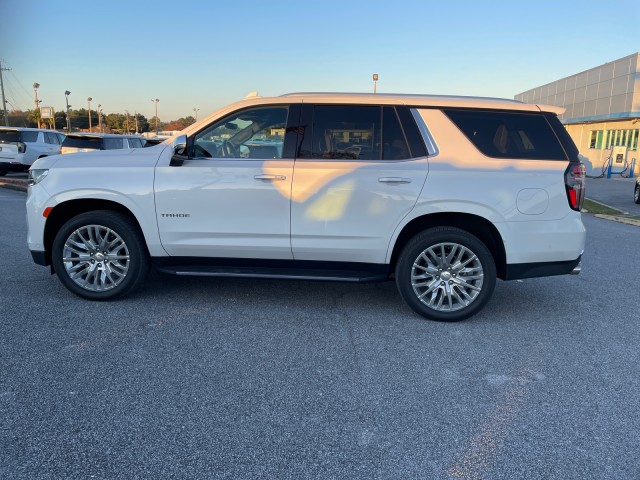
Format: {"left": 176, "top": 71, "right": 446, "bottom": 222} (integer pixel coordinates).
{"left": 51, "top": 210, "right": 149, "bottom": 300}
{"left": 396, "top": 227, "right": 496, "bottom": 322}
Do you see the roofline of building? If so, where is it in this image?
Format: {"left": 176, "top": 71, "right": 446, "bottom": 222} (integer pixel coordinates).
{"left": 562, "top": 111, "right": 640, "bottom": 125}
{"left": 515, "top": 51, "right": 639, "bottom": 96}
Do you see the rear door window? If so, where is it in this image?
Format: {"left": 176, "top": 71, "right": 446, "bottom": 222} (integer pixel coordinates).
{"left": 299, "top": 105, "right": 414, "bottom": 161}
{"left": 104, "top": 138, "right": 125, "bottom": 149}
{"left": 444, "top": 109, "right": 568, "bottom": 160}
{"left": 21, "top": 131, "right": 39, "bottom": 143}
{"left": 62, "top": 136, "right": 104, "bottom": 149}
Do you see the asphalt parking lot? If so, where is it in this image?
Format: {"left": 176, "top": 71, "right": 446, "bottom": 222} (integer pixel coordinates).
{"left": 1, "top": 186, "right": 639, "bottom": 479}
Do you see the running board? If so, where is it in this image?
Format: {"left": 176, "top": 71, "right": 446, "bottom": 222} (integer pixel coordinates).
{"left": 154, "top": 264, "right": 389, "bottom": 283}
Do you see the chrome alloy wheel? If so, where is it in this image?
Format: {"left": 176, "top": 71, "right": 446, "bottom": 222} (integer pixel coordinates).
{"left": 411, "top": 242, "right": 484, "bottom": 312}
{"left": 62, "top": 225, "right": 130, "bottom": 291}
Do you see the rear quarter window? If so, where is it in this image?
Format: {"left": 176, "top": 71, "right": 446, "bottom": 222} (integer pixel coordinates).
{"left": 444, "top": 109, "right": 568, "bottom": 160}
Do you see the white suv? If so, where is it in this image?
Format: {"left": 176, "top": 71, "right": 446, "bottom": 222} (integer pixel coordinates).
{"left": 0, "top": 127, "right": 64, "bottom": 175}
{"left": 26, "top": 93, "right": 586, "bottom": 321}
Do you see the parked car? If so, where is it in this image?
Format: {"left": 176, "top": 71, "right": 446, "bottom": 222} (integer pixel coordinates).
{"left": 0, "top": 127, "right": 64, "bottom": 175}
{"left": 143, "top": 137, "right": 169, "bottom": 147}
{"left": 26, "top": 92, "right": 586, "bottom": 322}
{"left": 60, "top": 133, "right": 145, "bottom": 154}
{"left": 635, "top": 177, "right": 640, "bottom": 204}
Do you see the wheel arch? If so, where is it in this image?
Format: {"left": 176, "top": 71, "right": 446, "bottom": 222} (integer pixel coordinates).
{"left": 43, "top": 199, "right": 148, "bottom": 269}
{"left": 389, "top": 212, "right": 507, "bottom": 280}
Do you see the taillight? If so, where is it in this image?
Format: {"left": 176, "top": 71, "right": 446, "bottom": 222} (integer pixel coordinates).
{"left": 565, "top": 162, "right": 585, "bottom": 211}
{"left": 18, "top": 142, "right": 26, "bottom": 153}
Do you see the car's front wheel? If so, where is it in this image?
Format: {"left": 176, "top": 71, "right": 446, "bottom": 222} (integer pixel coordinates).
{"left": 395, "top": 227, "right": 496, "bottom": 322}
{"left": 51, "top": 211, "right": 149, "bottom": 300}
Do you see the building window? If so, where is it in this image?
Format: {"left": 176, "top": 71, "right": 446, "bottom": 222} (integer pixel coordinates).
{"left": 592, "top": 129, "right": 639, "bottom": 150}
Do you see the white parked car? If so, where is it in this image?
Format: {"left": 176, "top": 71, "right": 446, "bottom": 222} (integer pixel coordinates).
{"left": 0, "top": 127, "right": 64, "bottom": 175}
{"left": 60, "top": 133, "right": 145, "bottom": 154}
{"left": 26, "top": 93, "right": 586, "bottom": 321}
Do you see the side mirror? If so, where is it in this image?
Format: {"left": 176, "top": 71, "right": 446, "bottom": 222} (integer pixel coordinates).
{"left": 170, "top": 134, "right": 188, "bottom": 166}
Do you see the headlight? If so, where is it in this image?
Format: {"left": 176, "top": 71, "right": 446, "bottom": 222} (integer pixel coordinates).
{"left": 28, "top": 169, "right": 49, "bottom": 186}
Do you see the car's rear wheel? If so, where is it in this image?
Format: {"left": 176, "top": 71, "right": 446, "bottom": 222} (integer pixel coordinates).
{"left": 634, "top": 185, "right": 640, "bottom": 204}
{"left": 395, "top": 227, "right": 496, "bottom": 322}
{"left": 52, "top": 211, "right": 149, "bottom": 300}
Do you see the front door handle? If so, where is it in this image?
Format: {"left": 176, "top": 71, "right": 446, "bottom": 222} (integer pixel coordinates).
{"left": 378, "top": 177, "right": 412, "bottom": 184}
{"left": 254, "top": 174, "right": 286, "bottom": 181}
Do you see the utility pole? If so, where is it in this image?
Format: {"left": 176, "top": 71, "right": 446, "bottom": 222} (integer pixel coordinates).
{"left": 0, "top": 60, "right": 10, "bottom": 126}
{"left": 33, "top": 83, "right": 41, "bottom": 128}
{"left": 134, "top": 111, "right": 139, "bottom": 134}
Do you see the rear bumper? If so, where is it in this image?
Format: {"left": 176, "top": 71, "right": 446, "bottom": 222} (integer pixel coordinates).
{"left": 504, "top": 256, "right": 581, "bottom": 280}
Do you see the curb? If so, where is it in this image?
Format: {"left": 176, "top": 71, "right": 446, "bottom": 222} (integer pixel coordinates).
{"left": 592, "top": 214, "right": 640, "bottom": 227}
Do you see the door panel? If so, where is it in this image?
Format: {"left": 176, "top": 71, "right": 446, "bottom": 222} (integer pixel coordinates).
{"left": 155, "top": 158, "right": 293, "bottom": 258}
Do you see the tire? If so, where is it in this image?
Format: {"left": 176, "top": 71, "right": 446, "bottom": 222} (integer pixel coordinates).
{"left": 395, "top": 227, "right": 497, "bottom": 322}
{"left": 51, "top": 210, "right": 149, "bottom": 300}
{"left": 634, "top": 185, "right": 640, "bottom": 204}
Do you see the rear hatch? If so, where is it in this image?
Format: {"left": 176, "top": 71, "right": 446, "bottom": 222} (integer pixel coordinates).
{"left": 61, "top": 135, "right": 104, "bottom": 154}
{"left": 0, "top": 130, "right": 22, "bottom": 160}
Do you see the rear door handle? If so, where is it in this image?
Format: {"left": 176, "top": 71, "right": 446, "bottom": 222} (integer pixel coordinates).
{"left": 254, "top": 174, "right": 286, "bottom": 181}
{"left": 378, "top": 177, "right": 412, "bottom": 184}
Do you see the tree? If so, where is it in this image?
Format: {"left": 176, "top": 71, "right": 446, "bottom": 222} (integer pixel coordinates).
{"left": 164, "top": 116, "right": 196, "bottom": 131}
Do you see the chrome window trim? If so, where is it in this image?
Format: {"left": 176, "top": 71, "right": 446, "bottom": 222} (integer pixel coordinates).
{"left": 411, "top": 108, "right": 439, "bottom": 157}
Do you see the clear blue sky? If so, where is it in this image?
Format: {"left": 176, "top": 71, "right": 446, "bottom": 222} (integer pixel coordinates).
{"left": 1, "top": 0, "right": 638, "bottom": 122}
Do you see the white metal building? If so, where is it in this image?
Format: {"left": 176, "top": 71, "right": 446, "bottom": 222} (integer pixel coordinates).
{"left": 515, "top": 52, "right": 640, "bottom": 176}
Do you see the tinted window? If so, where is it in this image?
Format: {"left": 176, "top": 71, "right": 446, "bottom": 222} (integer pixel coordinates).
{"left": 44, "top": 132, "right": 59, "bottom": 145}
{"left": 62, "top": 136, "right": 104, "bottom": 149}
{"left": 128, "top": 138, "right": 143, "bottom": 148}
{"left": 444, "top": 109, "right": 568, "bottom": 160}
{"left": 0, "top": 130, "right": 21, "bottom": 143}
{"left": 21, "top": 131, "right": 39, "bottom": 143}
{"left": 311, "top": 105, "right": 381, "bottom": 160}
{"left": 382, "top": 107, "right": 410, "bottom": 160}
{"left": 194, "top": 106, "right": 288, "bottom": 159}
{"left": 104, "top": 138, "right": 125, "bottom": 150}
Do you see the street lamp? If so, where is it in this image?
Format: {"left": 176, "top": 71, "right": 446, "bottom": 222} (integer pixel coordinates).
{"left": 98, "top": 104, "right": 102, "bottom": 132}
{"left": 151, "top": 98, "right": 159, "bottom": 133}
{"left": 64, "top": 90, "right": 71, "bottom": 132}
{"left": 193, "top": 107, "right": 200, "bottom": 121}
{"left": 372, "top": 73, "right": 379, "bottom": 94}
{"left": 87, "top": 97, "right": 93, "bottom": 131}
{"left": 125, "top": 110, "right": 130, "bottom": 134}
{"left": 33, "top": 82, "right": 41, "bottom": 128}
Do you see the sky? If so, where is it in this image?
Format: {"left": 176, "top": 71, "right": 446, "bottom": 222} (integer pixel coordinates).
{"left": 0, "top": 0, "right": 638, "bottom": 122}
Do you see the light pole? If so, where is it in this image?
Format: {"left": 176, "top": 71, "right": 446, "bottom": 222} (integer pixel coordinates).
{"left": 151, "top": 98, "right": 159, "bottom": 133}
{"left": 193, "top": 107, "right": 200, "bottom": 121}
{"left": 33, "top": 82, "right": 41, "bottom": 128}
{"left": 98, "top": 104, "right": 103, "bottom": 132}
{"left": 125, "top": 110, "right": 130, "bottom": 134}
{"left": 372, "top": 73, "right": 378, "bottom": 94}
{"left": 64, "top": 90, "right": 71, "bottom": 132}
{"left": 87, "top": 97, "right": 93, "bottom": 131}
